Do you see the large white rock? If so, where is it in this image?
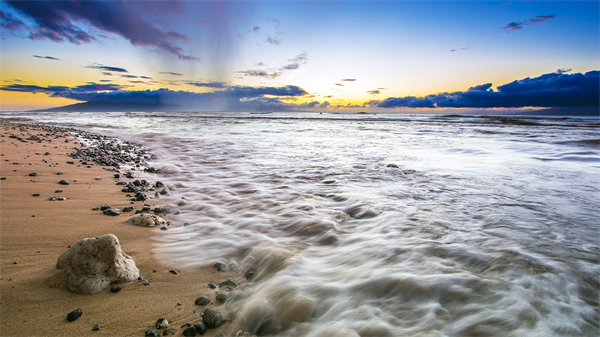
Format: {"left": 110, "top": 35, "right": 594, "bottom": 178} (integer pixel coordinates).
{"left": 128, "top": 213, "right": 167, "bottom": 227}
{"left": 56, "top": 234, "right": 139, "bottom": 295}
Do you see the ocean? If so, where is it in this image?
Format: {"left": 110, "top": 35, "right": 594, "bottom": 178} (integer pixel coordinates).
{"left": 2, "top": 111, "right": 599, "bottom": 336}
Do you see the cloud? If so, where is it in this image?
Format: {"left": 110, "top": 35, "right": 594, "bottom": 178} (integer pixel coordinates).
{"left": 237, "top": 70, "right": 280, "bottom": 78}
{"left": 159, "top": 72, "right": 184, "bottom": 76}
{"left": 253, "top": 26, "right": 260, "bottom": 33}
{"left": 289, "top": 52, "right": 308, "bottom": 63}
{"left": 140, "top": 76, "right": 152, "bottom": 79}
{"left": 320, "top": 101, "right": 330, "bottom": 108}
{"left": 341, "top": 79, "right": 356, "bottom": 82}
{"left": 86, "top": 64, "right": 129, "bottom": 73}
{"left": 283, "top": 63, "right": 299, "bottom": 70}
{"left": 3, "top": 0, "right": 196, "bottom": 60}
{"left": 122, "top": 75, "right": 138, "bottom": 78}
{"left": 334, "top": 83, "right": 344, "bottom": 87}
{"left": 33, "top": 55, "right": 60, "bottom": 61}
{"left": 367, "top": 90, "right": 380, "bottom": 95}
{"left": 1, "top": 8, "right": 25, "bottom": 31}
{"left": 501, "top": 14, "right": 558, "bottom": 32}
{"left": 188, "top": 82, "right": 227, "bottom": 89}
{"left": 377, "top": 71, "right": 599, "bottom": 108}
{"left": 557, "top": 68, "right": 572, "bottom": 74}
{"left": 0, "top": 82, "right": 122, "bottom": 94}
{"left": 266, "top": 36, "right": 281, "bottom": 45}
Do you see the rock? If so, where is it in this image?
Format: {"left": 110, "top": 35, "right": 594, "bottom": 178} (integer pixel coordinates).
{"left": 153, "top": 205, "right": 173, "bottom": 214}
{"left": 155, "top": 181, "right": 164, "bottom": 187}
{"left": 195, "top": 296, "right": 210, "bottom": 306}
{"left": 156, "top": 318, "right": 169, "bottom": 329}
{"left": 244, "top": 269, "right": 256, "bottom": 281}
{"left": 183, "top": 326, "right": 197, "bottom": 336}
{"left": 162, "top": 328, "right": 177, "bottom": 336}
{"left": 213, "top": 262, "right": 227, "bottom": 272}
{"left": 145, "top": 167, "right": 156, "bottom": 173}
{"left": 55, "top": 190, "right": 63, "bottom": 193}
{"left": 110, "top": 285, "right": 121, "bottom": 293}
{"left": 92, "top": 207, "right": 99, "bottom": 210}
{"left": 216, "top": 293, "right": 226, "bottom": 303}
{"left": 169, "top": 269, "right": 178, "bottom": 275}
{"left": 145, "top": 329, "right": 160, "bottom": 337}
{"left": 193, "top": 321, "right": 207, "bottom": 335}
{"left": 57, "top": 197, "right": 67, "bottom": 201}
{"left": 28, "top": 172, "right": 38, "bottom": 176}
{"left": 32, "top": 193, "right": 40, "bottom": 197}
{"left": 58, "top": 179, "right": 70, "bottom": 185}
{"left": 92, "top": 325, "right": 100, "bottom": 331}
{"left": 128, "top": 214, "right": 167, "bottom": 227}
{"left": 103, "top": 209, "right": 120, "bottom": 216}
{"left": 95, "top": 177, "right": 102, "bottom": 180}
{"left": 124, "top": 171, "right": 136, "bottom": 179}
{"left": 207, "top": 282, "right": 217, "bottom": 289}
{"left": 56, "top": 234, "right": 139, "bottom": 295}
{"left": 56, "top": 171, "right": 64, "bottom": 175}
{"left": 100, "top": 204, "right": 111, "bottom": 210}
{"left": 219, "top": 279, "right": 237, "bottom": 291}
{"left": 160, "top": 188, "right": 169, "bottom": 195}
{"left": 201, "top": 308, "right": 223, "bottom": 328}
{"left": 122, "top": 206, "right": 134, "bottom": 212}
{"left": 234, "top": 331, "right": 256, "bottom": 337}
{"left": 66, "top": 308, "right": 82, "bottom": 322}
{"left": 114, "top": 173, "right": 121, "bottom": 178}
{"left": 141, "top": 205, "right": 151, "bottom": 212}
{"left": 49, "top": 196, "right": 56, "bottom": 201}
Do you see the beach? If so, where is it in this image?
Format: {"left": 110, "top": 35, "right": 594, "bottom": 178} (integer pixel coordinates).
{"left": 0, "top": 121, "right": 233, "bottom": 337}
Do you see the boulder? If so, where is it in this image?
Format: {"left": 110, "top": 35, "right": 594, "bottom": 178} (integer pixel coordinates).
{"left": 128, "top": 214, "right": 167, "bottom": 227}
{"left": 56, "top": 234, "right": 139, "bottom": 295}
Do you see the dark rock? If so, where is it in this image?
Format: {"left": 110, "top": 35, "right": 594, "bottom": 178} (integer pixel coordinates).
{"left": 55, "top": 171, "right": 64, "bottom": 175}
{"left": 92, "top": 325, "right": 99, "bottom": 331}
{"left": 124, "top": 171, "right": 136, "bottom": 179}
{"left": 195, "top": 296, "right": 210, "bottom": 306}
{"left": 110, "top": 285, "right": 121, "bottom": 293}
{"left": 244, "top": 269, "right": 256, "bottom": 281}
{"left": 160, "top": 226, "right": 168, "bottom": 230}
{"left": 153, "top": 205, "right": 172, "bottom": 214}
{"left": 121, "top": 188, "right": 130, "bottom": 193}
{"left": 162, "top": 328, "right": 177, "bottom": 336}
{"left": 57, "top": 197, "right": 66, "bottom": 201}
{"left": 160, "top": 188, "right": 169, "bottom": 195}
{"left": 28, "top": 172, "right": 38, "bottom": 176}
{"left": 216, "top": 293, "right": 226, "bottom": 303}
{"left": 133, "top": 179, "right": 143, "bottom": 186}
{"left": 100, "top": 204, "right": 111, "bottom": 211}
{"left": 193, "top": 321, "right": 207, "bottom": 335}
{"left": 207, "top": 282, "right": 217, "bottom": 289}
{"left": 55, "top": 190, "right": 63, "bottom": 193}
{"left": 114, "top": 173, "right": 121, "bottom": 178}
{"left": 169, "top": 269, "right": 178, "bottom": 275}
{"left": 32, "top": 193, "right": 40, "bottom": 197}
{"left": 145, "top": 167, "right": 156, "bottom": 173}
{"left": 181, "top": 323, "right": 192, "bottom": 328}
{"left": 142, "top": 205, "right": 151, "bottom": 212}
{"left": 201, "top": 308, "right": 223, "bottom": 328}
{"left": 155, "top": 181, "right": 164, "bottom": 188}
{"left": 156, "top": 317, "right": 169, "bottom": 329}
{"left": 122, "top": 206, "right": 134, "bottom": 212}
{"left": 145, "top": 329, "right": 160, "bottom": 337}
{"left": 49, "top": 196, "right": 56, "bottom": 201}
{"left": 183, "top": 326, "right": 197, "bottom": 337}
{"left": 136, "top": 192, "right": 147, "bottom": 201}
{"left": 58, "top": 179, "right": 70, "bottom": 185}
{"left": 135, "top": 209, "right": 143, "bottom": 214}
{"left": 219, "top": 279, "right": 237, "bottom": 290}
{"left": 92, "top": 207, "right": 99, "bottom": 210}
{"left": 143, "top": 280, "right": 151, "bottom": 286}
{"left": 103, "top": 209, "right": 120, "bottom": 216}
{"left": 66, "top": 308, "right": 82, "bottom": 322}
{"left": 116, "top": 181, "right": 126, "bottom": 185}
{"left": 213, "top": 262, "right": 227, "bottom": 272}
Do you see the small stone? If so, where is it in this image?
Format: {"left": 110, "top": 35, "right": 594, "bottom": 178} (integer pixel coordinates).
{"left": 201, "top": 308, "right": 223, "bottom": 328}
{"left": 219, "top": 279, "right": 237, "bottom": 290}
{"left": 216, "top": 293, "right": 226, "bottom": 303}
{"left": 207, "top": 282, "right": 217, "bottom": 289}
{"left": 183, "top": 326, "right": 197, "bottom": 337}
{"left": 122, "top": 206, "right": 134, "bottom": 212}
{"left": 156, "top": 317, "right": 169, "bottom": 329}
{"left": 145, "top": 329, "right": 160, "bottom": 337}
{"left": 244, "top": 269, "right": 256, "bottom": 281}
{"left": 194, "top": 296, "right": 210, "bottom": 306}
{"left": 28, "top": 172, "right": 38, "bottom": 176}
{"left": 110, "top": 285, "right": 121, "bottom": 293}
{"left": 49, "top": 196, "right": 56, "bottom": 201}
{"left": 155, "top": 181, "right": 164, "bottom": 187}
{"left": 103, "top": 209, "right": 120, "bottom": 216}
{"left": 169, "top": 269, "right": 178, "bottom": 275}
{"left": 66, "top": 308, "right": 82, "bottom": 322}
{"left": 160, "top": 226, "right": 167, "bottom": 230}
{"left": 143, "top": 280, "right": 151, "bottom": 286}
{"left": 92, "top": 207, "right": 99, "bottom": 210}
{"left": 58, "top": 179, "right": 70, "bottom": 185}
{"left": 57, "top": 197, "right": 66, "bottom": 201}
{"left": 124, "top": 171, "right": 136, "bottom": 179}
{"left": 92, "top": 325, "right": 100, "bottom": 331}
{"left": 213, "top": 262, "right": 227, "bottom": 272}
{"left": 55, "top": 190, "right": 63, "bottom": 193}
{"left": 32, "top": 193, "right": 40, "bottom": 197}
{"left": 95, "top": 177, "right": 102, "bottom": 180}
{"left": 55, "top": 171, "right": 64, "bottom": 175}
{"left": 100, "top": 204, "right": 111, "bottom": 210}
{"left": 162, "top": 328, "right": 177, "bottom": 336}
{"left": 193, "top": 321, "right": 207, "bottom": 335}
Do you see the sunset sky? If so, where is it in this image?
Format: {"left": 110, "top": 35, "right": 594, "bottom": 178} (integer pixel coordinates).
{"left": 1, "top": 0, "right": 598, "bottom": 112}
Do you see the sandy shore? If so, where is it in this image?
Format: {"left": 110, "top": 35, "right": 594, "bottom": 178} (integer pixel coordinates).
{"left": 0, "top": 121, "right": 233, "bottom": 336}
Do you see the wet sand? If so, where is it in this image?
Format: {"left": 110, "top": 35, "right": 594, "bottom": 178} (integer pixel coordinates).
{"left": 0, "top": 121, "right": 232, "bottom": 336}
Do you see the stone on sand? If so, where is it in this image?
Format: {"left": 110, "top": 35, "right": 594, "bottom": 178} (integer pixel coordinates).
{"left": 56, "top": 234, "right": 139, "bottom": 295}
{"left": 128, "top": 213, "right": 167, "bottom": 227}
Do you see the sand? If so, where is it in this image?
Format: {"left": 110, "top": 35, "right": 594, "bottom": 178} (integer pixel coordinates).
{"left": 0, "top": 121, "right": 233, "bottom": 336}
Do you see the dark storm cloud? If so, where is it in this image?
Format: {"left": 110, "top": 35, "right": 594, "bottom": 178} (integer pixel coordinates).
{"left": 557, "top": 68, "right": 572, "bottom": 74}
{"left": 0, "top": 8, "right": 25, "bottom": 31}
{"left": 33, "top": 55, "right": 60, "bottom": 60}
{"left": 85, "top": 64, "right": 129, "bottom": 73}
{"left": 377, "top": 71, "right": 599, "bottom": 108}
{"left": 3, "top": 0, "right": 196, "bottom": 60}
{"left": 0, "top": 82, "right": 122, "bottom": 94}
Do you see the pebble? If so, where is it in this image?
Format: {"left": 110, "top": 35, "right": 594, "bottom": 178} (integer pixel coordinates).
{"left": 216, "top": 293, "right": 226, "bottom": 303}
{"left": 122, "top": 206, "right": 134, "bottom": 212}
{"left": 103, "top": 209, "right": 120, "bottom": 216}
{"left": 92, "top": 325, "right": 100, "bottom": 331}
{"left": 201, "top": 308, "right": 223, "bottom": 328}
{"left": 54, "top": 190, "right": 63, "bottom": 193}
{"left": 66, "top": 308, "right": 82, "bottom": 322}
{"left": 49, "top": 196, "right": 56, "bottom": 201}
{"left": 207, "top": 282, "right": 217, "bottom": 289}
{"left": 156, "top": 317, "right": 169, "bottom": 329}
{"left": 32, "top": 193, "right": 40, "bottom": 197}
{"left": 183, "top": 326, "right": 197, "bottom": 337}
{"left": 58, "top": 179, "right": 70, "bottom": 185}
{"left": 110, "top": 285, "right": 121, "bottom": 293}
{"left": 57, "top": 197, "right": 66, "bottom": 201}
{"left": 169, "top": 269, "right": 178, "bottom": 275}
{"left": 213, "top": 262, "right": 227, "bottom": 272}
{"left": 194, "top": 296, "right": 210, "bottom": 306}
{"left": 55, "top": 171, "right": 64, "bottom": 175}
{"left": 95, "top": 177, "right": 102, "bottom": 180}
{"left": 145, "top": 329, "right": 160, "bottom": 337}
{"left": 219, "top": 279, "right": 238, "bottom": 291}
{"left": 162, "top": 328, "right": 177, "bottom": 336}
{"left": 193, "top": 321, "right": 207, "bottom": 335}
{"left": 100, "top": 204, "right": 111, "bottom": 210}
{"left": 28, "top": 172, "right": 38, "bottom": 176}
{"left": 92, "top": 207, "right": 99, "bottom": 210}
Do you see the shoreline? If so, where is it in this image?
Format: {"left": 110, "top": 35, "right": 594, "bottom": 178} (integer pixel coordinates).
{"left": 0, "top": 121, "right": 233, "bottom": 336}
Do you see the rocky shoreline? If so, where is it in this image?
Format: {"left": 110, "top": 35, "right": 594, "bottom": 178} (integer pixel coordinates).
{"left": 0, "top": 120, "right": 252, "bottom": 337}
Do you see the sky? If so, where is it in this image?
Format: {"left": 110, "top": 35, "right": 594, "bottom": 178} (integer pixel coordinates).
{"left": 0, "top": 0, "right": 598, "bottom": 112}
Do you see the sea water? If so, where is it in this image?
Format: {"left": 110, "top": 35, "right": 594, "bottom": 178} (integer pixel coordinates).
{"left": 2, "top": 111, "right": 599, "bottom": 336}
